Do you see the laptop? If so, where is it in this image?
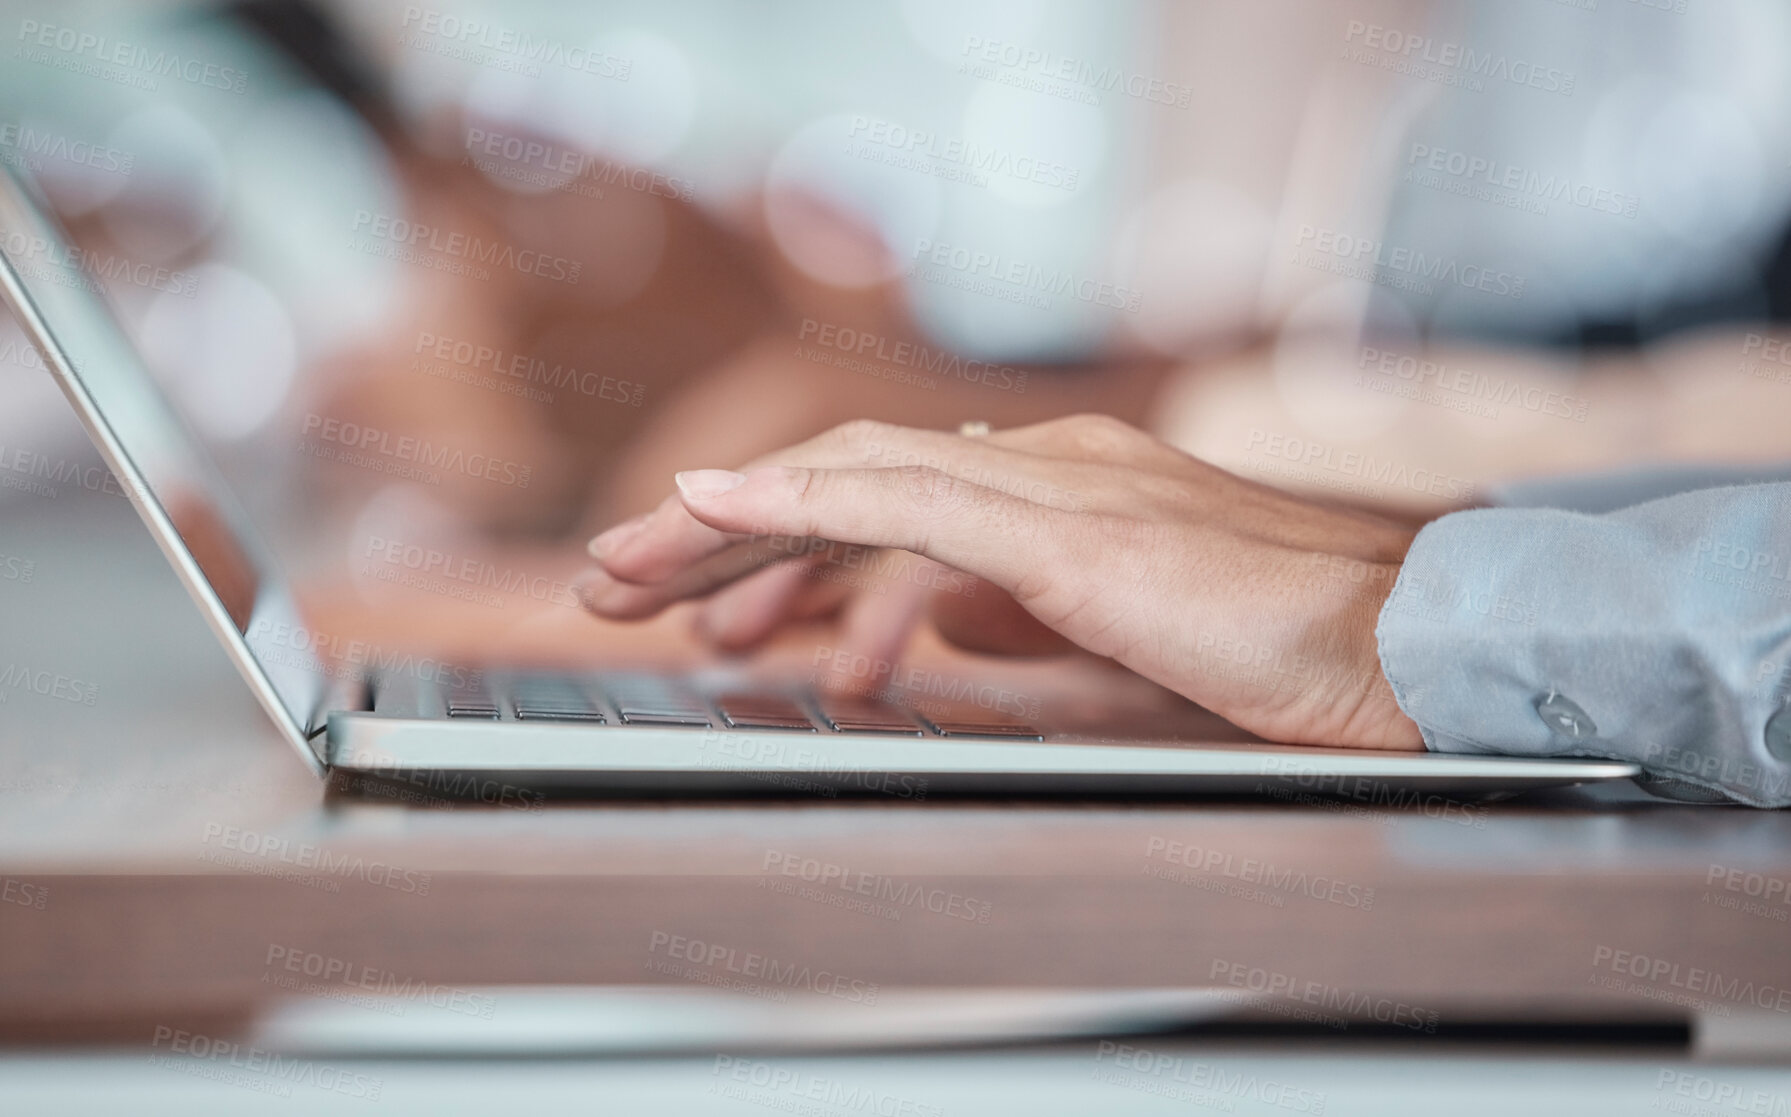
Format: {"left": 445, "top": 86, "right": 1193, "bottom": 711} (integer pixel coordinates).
{"left": 0, "top": 166, "right": 1639, "bottom": 800}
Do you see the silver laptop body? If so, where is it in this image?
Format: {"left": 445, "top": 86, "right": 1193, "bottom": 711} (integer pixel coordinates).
{"left": 0, "top": 165, "right": 1639, "bottom": 800}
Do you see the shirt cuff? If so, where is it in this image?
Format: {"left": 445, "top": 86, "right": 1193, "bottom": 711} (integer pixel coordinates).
{"left": 1374, "top": 496, "right": 1791, "bottom": 807}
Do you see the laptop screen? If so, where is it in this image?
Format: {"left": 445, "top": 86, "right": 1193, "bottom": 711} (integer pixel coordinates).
{"left": 0, "top": 164, "right": 329, "bottom": 773}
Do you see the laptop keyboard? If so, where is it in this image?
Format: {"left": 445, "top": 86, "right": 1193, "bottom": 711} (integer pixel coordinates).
{"left": 435, "top": 674, "right": 1041, "bottom": 740}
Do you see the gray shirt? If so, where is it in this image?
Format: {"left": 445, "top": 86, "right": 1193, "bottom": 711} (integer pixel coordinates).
{"left": 1377, "top": 469, "right": 1791, "bottom": 807}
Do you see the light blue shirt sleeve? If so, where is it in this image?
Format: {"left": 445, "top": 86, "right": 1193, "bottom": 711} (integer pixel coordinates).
{"left": 1376, "top": 481, "right": 1791, "bottom": 807}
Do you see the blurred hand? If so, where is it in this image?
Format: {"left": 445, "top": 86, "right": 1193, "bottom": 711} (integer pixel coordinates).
{"left": 578, "top": 415, "right": 1424, "bottom": 750}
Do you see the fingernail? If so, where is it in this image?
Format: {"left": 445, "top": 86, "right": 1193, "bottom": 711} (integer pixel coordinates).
{"left": 572, "top": 570, "right": 636, "bottom": 614}
{"left": 571, "top": 569, "right": 608, "bottom": 611}
{"left": 587, "top": 515, "right": 648, "bottom": 560}
{"left": 675, "top": 469, "right": 747, "bottom": 501}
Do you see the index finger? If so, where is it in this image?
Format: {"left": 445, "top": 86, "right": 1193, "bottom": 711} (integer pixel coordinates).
{"left": 588, "top": 420, "right": 1084, "bottom": 586}
{"left": 669, "top": 463, "right": 1081, "bottom": 604}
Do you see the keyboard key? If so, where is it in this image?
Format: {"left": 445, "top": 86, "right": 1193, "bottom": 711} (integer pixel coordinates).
{"left": 603, "top": 676, "right": 710, "bottom": 724}
{"left": 617, "top": 711, "right": 711, "bottom": 727}
{"left": 445, "top": 683, "right": 500, "bottom": 717}
{"left": 716, "top": 693, "right": 817, "bottom": 731}
{"left": 508, "top": 676, "right": 604, "bottom": 722}
{"left": 816, "top": 696, "right": 925, "bottom": 735}
{"left": 826, "top": 718, "right": 925, "bottom": 735}
{"left": 513, "top": 709, "right": 606, "bottom": 723}
{"left": 931, "top": 722, "right": 1044, "bottom": 740}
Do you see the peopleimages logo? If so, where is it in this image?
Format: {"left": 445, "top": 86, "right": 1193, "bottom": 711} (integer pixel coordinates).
{"left": 1640, "top": 742, "right": 1791, "bottom": 803}
{"left": 0, "top": 553, "right": 36, "bottom": 583}
{"left": 861, "top": 439, "right": 1085, "bottom": 513}
{"left": 350, "top": 210, "right": 582, "bottom": 284}
{"left": 301, "top": 413, "right": 533, "bottom": 488}
{"left": 147, "top": 1027, "right": 381, "bottom": 1100}
{"left": 810, "top": 645, "right": 1038, "bottom": 719}
{"left": 699, "top": 730, "right": 930, "bottom": 801}
{"left": 847, "top": 115, "right": 1081, "bottom": 190}
{"left": 1193, "top": 631, "right": 1389, "bottom": 706}
{"left": 760, "top": 534, "right": 978, "bottom": 596}
{"left": 709, "top": 1057, "right": 943, "bottom": 1117}
{"left": 2, "top": 878, "right": 48, "bottom": 910}
{"left": 1092, "top": 1042, "right": 1328, "bottom": 1114}
{"left": 1387, "top": 570, "right": 1540, "bottom": 629}
{"left": 263, "top": 944, "right": 497, "bottom": 1019}
{"left": 1692, "top": 536, "right": 1791, "bottom": 603}
{"left": 413, "top": 332, "right": 646, "bottom": 407}
{"left": 1255, "top": 756, "right": 1488, "bottom": 828}
{"left": 0, "top": 335, "right": 46, "bottom": 371}
{"left": 1243, "top": 428, "right": 1476, "bottom": 502}
{"left": 1208, "top": 959, "right": 1440, "bottom": 1032}
{"left": 1143, "top": 837, "right": 1375, "bottom": 910}
{"left": 1705, "top": 863, "right": 1791, "bottom": 924}
{"left": 910, "top": 239, "right": 1142, "bottom": 313}
{"left": 958, "top": 36, "right": 1193, "bottom": 109}
{"left": 798, "top": 318, "right": 1029, "bottom": 393}
{"left": 0, "top": 440, "right": 139, "bottom": 501}
{"left": 199, "top": 823, "right": 432, "bottom": 895}
{"left": 0, "top": 120, "right": 133, "bottom": 174}
{"left": 0, "top": 228, "right": 198, "bottom": 298}
{"left": 761, "top": 849, "right": 994, "bottom": 924}
{"left": 399, "top": 6, "right": 632, "bottom": 80}
{"left": 1341, "top": 20, "right": 1576, "bottom": 96}
{"left": 1405, "top": 143, "right": 1638, "bottom": 218}
{"left": 1591, "top": 945, "right": 1791, "bottom": 1014}
{"left": 16, "top": 19, "right": 249, "bottom": 94}
{"left": 647, "top": 931, "right": 879, "bottom": 1004}
{"left": 1740, "top": 333, "right": 1791, "bottom": 388}
{"left": 247, "top": 617, "right": 482, "bottom": 690}
{"left": 361, "top": 535, "right": 580, "bottom": 610}
{"left": 0, "top": 662, "right": 98, "bottom": 707}
{"left": 1294, "top": 225, "right": 1525, "bottom": 299}
{"left": 461, "top": 127, "right": 692, "bottom": 201}
{"left": 1357, "top": 346, "right": 1589, "bottom": 421}
{"left": 1694, "top": 537, "right": 1791, "bottom": 582}
{"left": 1654, "top": 1071, "right": 1789, "bottom": 1117}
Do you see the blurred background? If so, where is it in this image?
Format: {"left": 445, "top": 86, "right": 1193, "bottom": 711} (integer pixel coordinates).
{"left": 10, "top": 5, "right": 1791, "bottom": 1112}
{"left": 5, "top": 0, "right": 1791, "bottom": 655}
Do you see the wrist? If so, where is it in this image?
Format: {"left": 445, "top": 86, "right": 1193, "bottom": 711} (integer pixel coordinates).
{"left": 1241, "top": 546, "right": 1424, "bottom": 751}
{"left": 1301, "top": 527, "right": 1424, "bottom": 750}
{"left": 1349, "top": 556, "right": 1425, "bottom": 750}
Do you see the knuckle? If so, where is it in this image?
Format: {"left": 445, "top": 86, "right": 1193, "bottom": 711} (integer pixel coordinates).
{"left": 1063, "top": 413, "right": 1142, "bottom": 456}
{"left": 1131, "top": 470, "right": 1197, "bottom": 512}
{"left": 1010, "top": 566, "right": 1058, "bottom": 605}
{"left": 830, "top": 418, "right": 896, "bottom": 458}
{"left": 776, "top": 465, "right": 819, "bottom": 509}
{"left": 892, "top": 464, "right": 972, "bottom": 514}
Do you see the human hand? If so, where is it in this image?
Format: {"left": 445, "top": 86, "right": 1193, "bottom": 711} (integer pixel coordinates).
{"left": 578, "top": 415, "right": 1424, "bottom": 750}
